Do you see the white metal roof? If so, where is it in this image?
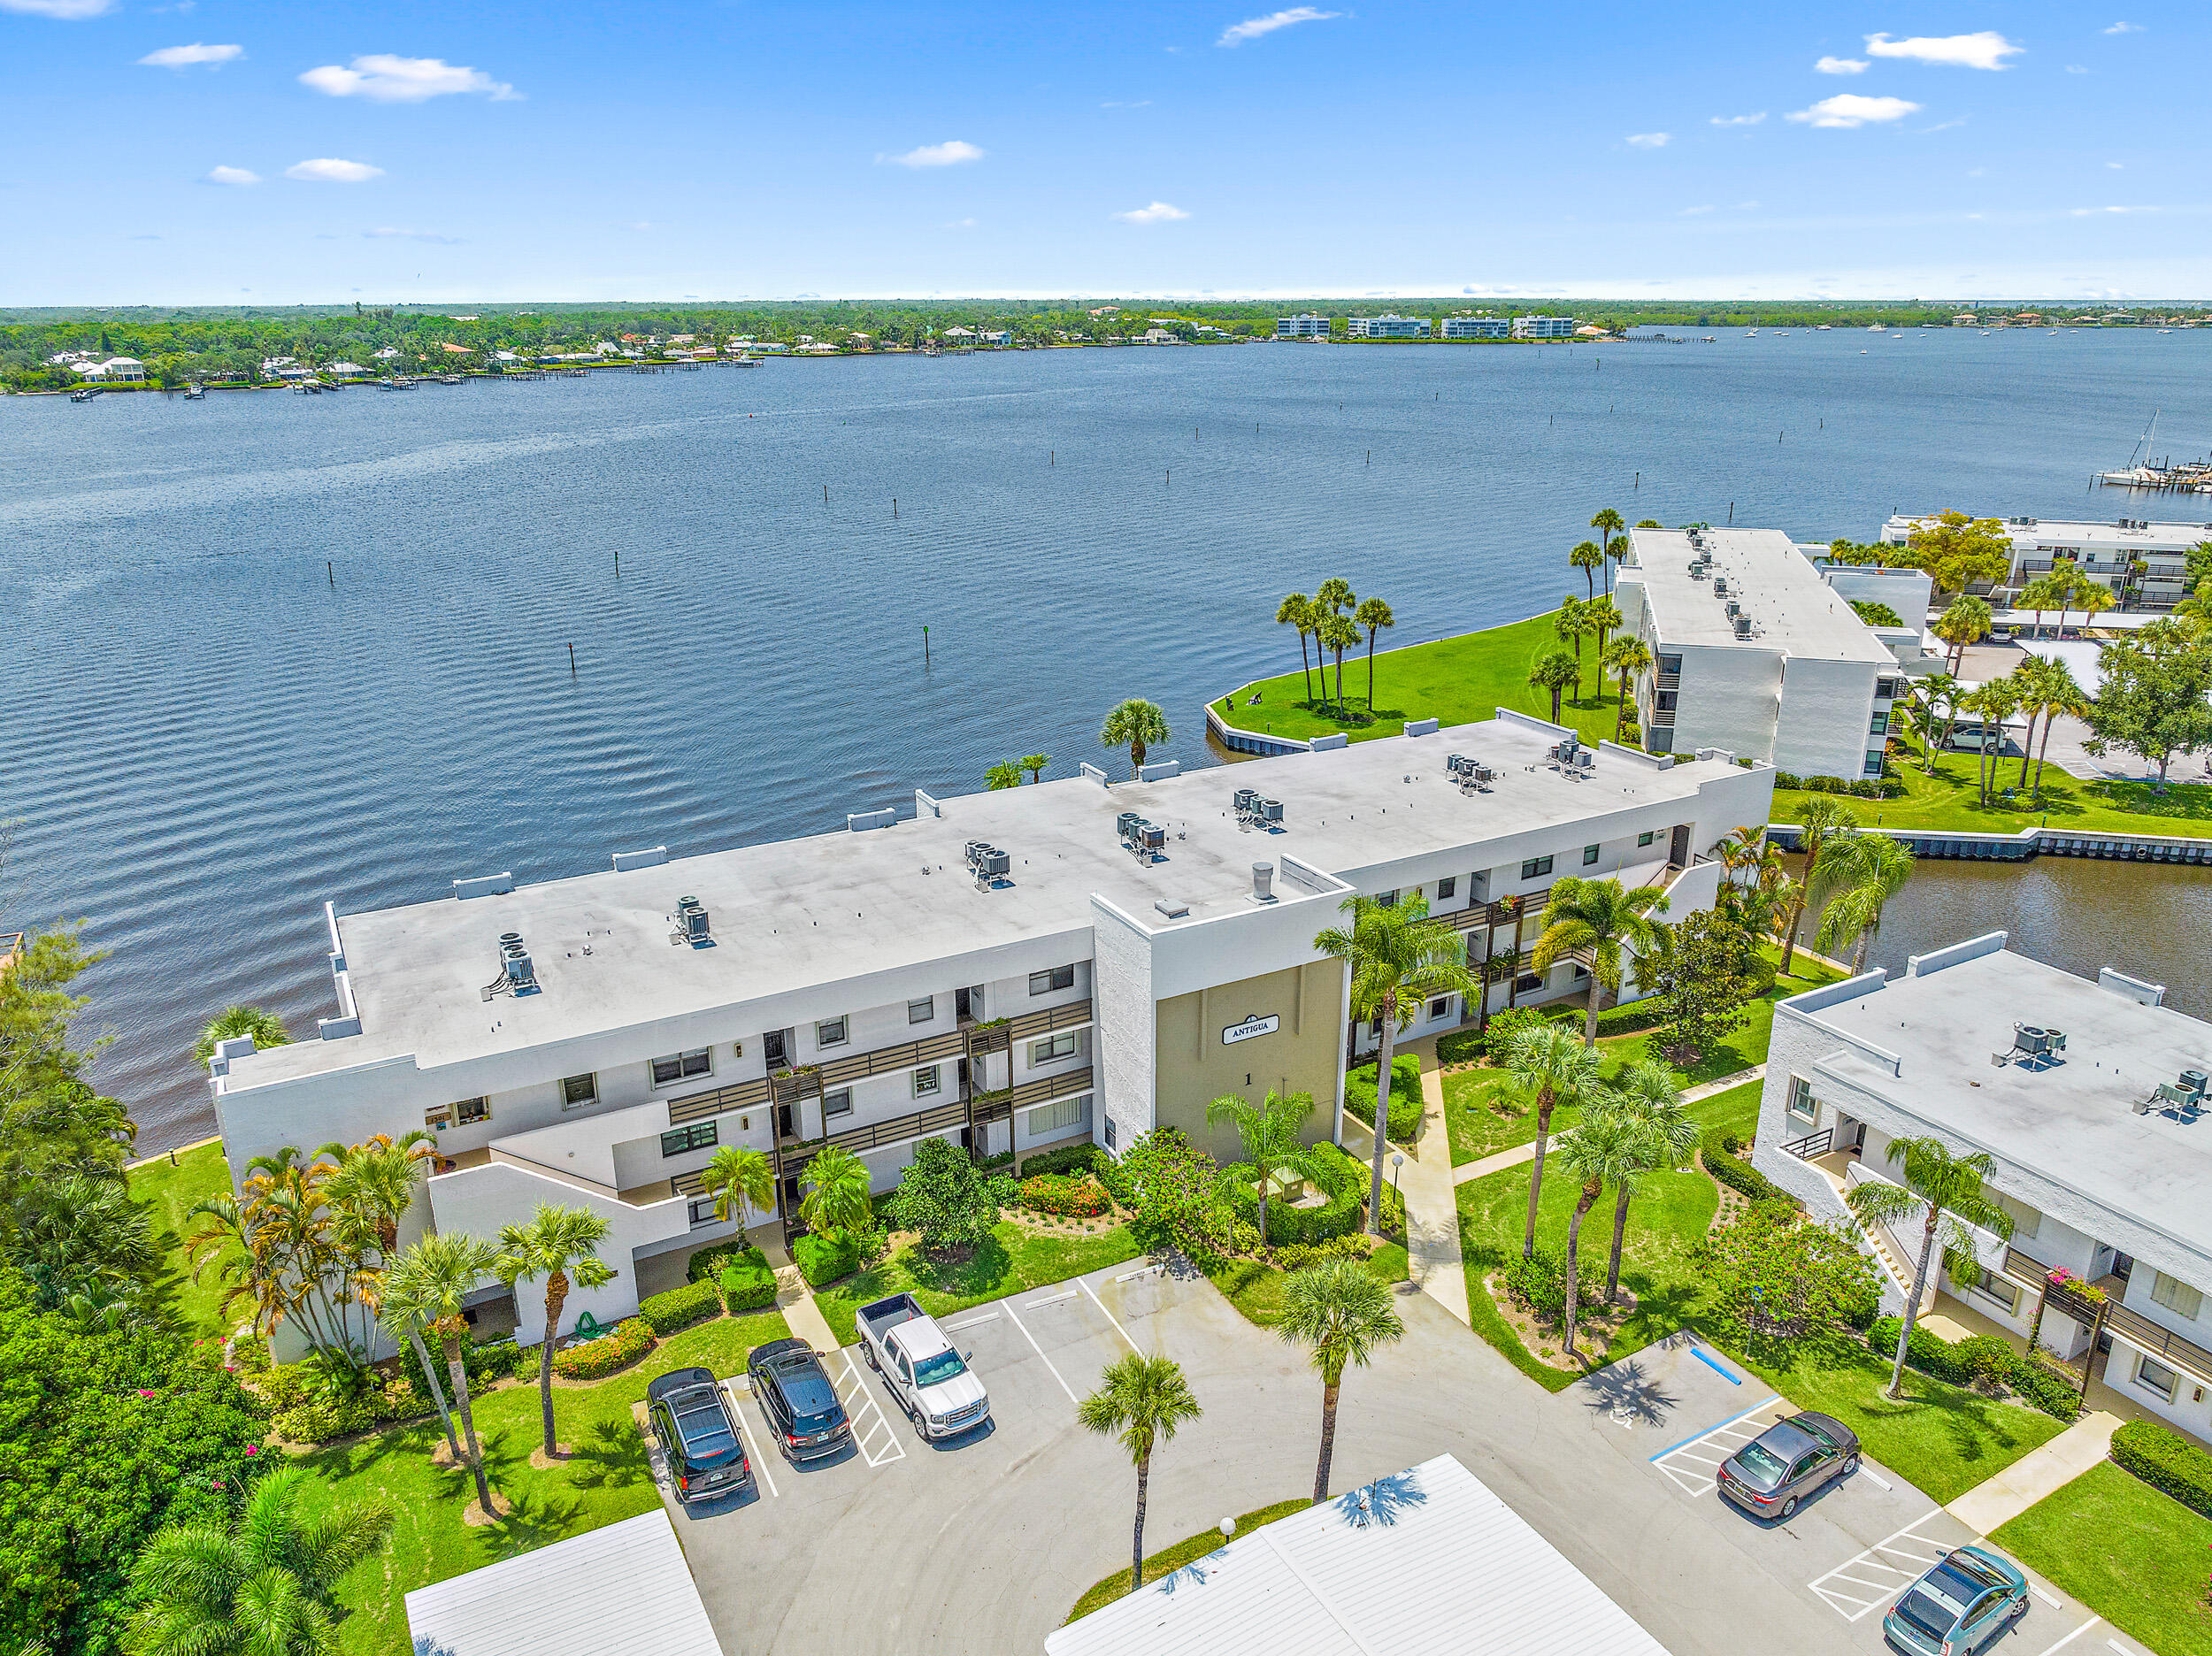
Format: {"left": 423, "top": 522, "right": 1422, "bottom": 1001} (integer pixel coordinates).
{"left": 403, "top": 1510, "right": 722, "bottom": 1656}
{"left": 1045, "top": 1454, "right": 1671, "bottom": 1656}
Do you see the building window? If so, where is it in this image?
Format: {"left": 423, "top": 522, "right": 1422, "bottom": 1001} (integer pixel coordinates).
{"left": 1437, "top": 876, "right": 1456, "bottom": 901}
{"left": 1029, "top": 1031, "right": 1078, "bottom": 1066}
{"left": 1582, "top": 844, "right": 1600, "bottom": 866}
{"left": 454, "top": 1096, "right": 490, "bottom": 1126}
{"left": 1638, "top": 832, "right": 1655, "bottom": 847}
{"left": 1786, "top": 1077, "right": 1817, "bottom": 1125}
{"left": 816, "top": 1016, "right": 848, "bottom": 1048}
{"left": 1993, "top": 1192, "right": 2041, "bottom": 1241}
{"left": 1376, "top": 889, "right": 1399, "bottom": 908}
{"left": 2135, "top": 1355, "right": 2178, "bottom": 1401}
{"left": 2151, "top": 1272, "right": 2204, "bottom": 1322}
{"left": 1104, "top": 1117, "right": 1117, "bottom": 1149}
{"left": 560, "top": 1074, "right": 596, "bottom": 1109}
{"left": 1657, "top": 654, "right": 1682, "bottom": 675}
{"left": 1972, "top": 1277, "right": 2022, "bottom": 1317}
{"left": 1029, "top": 964, "right": 1076, "bottom": 995}
{"left": 1429, "top": 997, "right": 1450, "bottom": 1020}
{"left": 1870, "top": 712, "right": 1889, "bottom": 735}
{"left": 913, "top": 1064, "right": 941, "bottom": 1098}
{"left": 1519, "top": 855, "right": 1554, "bottom": 880}
{"left": 824, "top": 1087, "right": 853, "bottom": 1119}
{"left": 908, "top": 997, "right": 934, "bottom": 1024}
{"left": 1654, "top": 691, "right": 1678, "bottom": 711}
{"left": 1863, "top": 752, "right": 1886, "bottom": 777}
{"left": 650, "top": 1049, "right": 712, "bottom": 1086}
{"left": 661, "top": 1122, "right": 718, "bottom": 1157}
{"left": 1026, "top": 1095, "right": 1089, "bottom": 1137}
{"left": 1515, "top": 972, "right": 1542, "bottom": 993}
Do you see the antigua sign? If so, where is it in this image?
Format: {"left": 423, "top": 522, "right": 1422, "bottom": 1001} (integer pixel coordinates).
{"left": 1222, "top": 1013, "right": 1279, "bottom": 1046}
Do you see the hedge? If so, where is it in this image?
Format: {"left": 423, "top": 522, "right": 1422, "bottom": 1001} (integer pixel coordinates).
{"left": 1864, "top": 1315, "right": 2080, "bottom": 1422}
{"left": 1700, "top": 1131, "right": 1798, "bottom": 1207}
{"left": 687, "top": 1238, "right": 770, "bottom": 1284}
{"left": 1018, "top": 1173, "right": 1110, "bottom": 1217}
{"left": 552, "top": 1316, "right": 656, "bottom": 1380}
{"left": 795, "top": 1228, "right": 873, "bottom": 1288}
{"left": 1343, "top": 1054, "right": 1424, "bottom": 1145}
{"left": 1274, "top": 1233, "right": 1375, "bottom": 1270}
{"left": 1224, "top": 1146, "right": 1363, "bottom": 1246}
{"left": 1019, "top": 1142, "right": 1101, "bottom": 1179}
{"left": 2111, "top": 1420, "right": 2212, "bottom": 1517}
{"left": 1869, "top": 1315, "right": 1971, "bottom": 1385}
{"left": 719, "top": 1262, "right": 780, "bottom": 1312}
{"left": 399, "top": 1335, "right": 523, "bottom": 1404}
{"left": 640, "top": 1278, "right": 722, "bottom": 1337}
{"left": 1321, "top": 1140, "right": 1407, "bottom": 1243}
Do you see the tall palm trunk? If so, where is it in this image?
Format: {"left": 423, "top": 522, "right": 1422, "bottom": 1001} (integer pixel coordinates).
{"left": 1366, "top": 993, "right": 1399, "bottom": 1238}
{"left": 407, "top": 1322, "right": 462, "bottom": 1461}
{"left": 441, "top": 1321, "right": 495, "bottom": 1514}
{"left": 1563, "top": 1177, "right": 1601, "bottom": 1357}
{"left": 1779, "top": 886, "right": 1809, "bottom": 977}
{"left": 1522, "top": 1085, "right": 1557, "bottom": 1261}
{"left": 1887, "top": 1211, "right": 1940, "bottom": 1399}
{"left": 1366, "top": 636, "right": 1376, "bottom": 710}
{"left": 1313, "top": 1376, "right": 1341, "bottom": 1503}
{"left": 1129, "top": 1449, "right": 1152, "bottom": 1591}
{"left": 1581, "top": 956, "right": 1602, "bottom": 1047}
{"left": 1299, "top": 628, "right": 1314, "bottom": 700}
{"left": 2032, "top": 713, "right": 2060, "bottom": 801}
{"left": 1605, "top": 1183, "right": 1632, "bottom": 1305}
{"left": 2017, "top": 712, "right": 2038, "bottom": 788}
{"left": 1615, "top": 669, "right": 1632, "bottom": 740}
{"left": 539, "top": 1269, "right": 570, "bottom": 1455}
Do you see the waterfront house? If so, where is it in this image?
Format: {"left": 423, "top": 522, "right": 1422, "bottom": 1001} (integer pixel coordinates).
{"left": 208, "top": 715, "right": 1766, "bottom": 1352}
{"left": 73, "top": 356, "right": 147, "bottom": 382}
{"left": 1756, "top": 933, "right": 2212, "bottom": 1445}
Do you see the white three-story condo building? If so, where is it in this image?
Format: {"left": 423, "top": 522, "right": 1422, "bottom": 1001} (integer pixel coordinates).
{"left": 211, "top": 712, "right": 1771, "bottom": 1346}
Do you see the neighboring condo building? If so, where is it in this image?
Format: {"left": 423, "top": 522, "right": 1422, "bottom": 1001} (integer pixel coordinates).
{"left": 1441, "top": 316, "right": 1511, "bottom": 340}
{"left": 1346, "top": 315, "right": 1432, "bottom": 339}
{"left": 1511, "top": 315, "right": 1577, "bottom": 339}
{"left": 1755, "top": 934, "right": 2212, "bottom": 1446}
{"left": 1276, "top": 313, "right": 1333, "bottom": 339}
{"left": 1880, "top": 513, "right": 2209, "bottom": 613}
{"left": 209, "top": 713, "right": 1769, "bottom": 1348}
{"left": 1615, "top": 526, "right": 1930, "bottom": 779}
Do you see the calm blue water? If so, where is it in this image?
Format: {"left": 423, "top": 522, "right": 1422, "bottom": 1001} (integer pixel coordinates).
{"left": 6, "top": 331, "right": 2209, "bottom": 1148}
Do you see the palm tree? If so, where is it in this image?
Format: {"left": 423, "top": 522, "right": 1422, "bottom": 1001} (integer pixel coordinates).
{"left": 1555, "top": 597, "right": 1595, "bottom": 700}
{"left": 391, "top": 1230, "right": 503, "bottom": 1514}
{"left": 985, "top": 760, "right": 1023, "bottom": 791}
{"left": 127, "top": 1467, "right": 393, "bottom": 1656}
{"left": 376, "top": 1256, "right": 463, "bottom": 1465}
{"left": 1553, "top": 1106, "right": 1644, "bottom": 1359}
{"left": 799, "top": 1144, "right": 875, "bottom": 1236}
{"left": 1530, "top": 649, "right": 1579, "bottom": 724}
{"left": 1499, "top": 1021, "right": 1603, "bottom": 1261}
{"left": 1957, "top": 678, "right": 2018, "bottom": 805}
{"left": 1931, "top": 595, "right": 1993, "bottom": 675}
{"left": 1590, "top": 507, "right": 1627, "bottom": 591}
{"left": 1314, "top": 893, "right": 1474, "bottom": 1236}
{"left": 1354, "top": 595, "right": 1394, "bottom": 710}
{"left": 1314, "top": 576, "right": 1356, "bottom": 619}
{"left": 1317, "top": 612, "right": 1361, "bottom": 715}
{"left": 1777, "top": 795, "right": 1854, "bottom": 974}
{"left": 1099, "top": 699, "right": 1171, "bottom": 778}
{"left": 1846, "top": 1137, "right": 2014, "bottom": 1399}
{"left": 1276, "top": 1260, "right": 1404, "bottom": 1502}
{"left": 496, "top": 1203, "right": 618, "bottom": 1461}
{"left": 2022, "top": 658, "right": 2088, "bottom": 801}
{"left": 1601, "top": 1062, "right": 1697, "bottom": 1304}
{"left": 1812, "top": 829, "right": 1915, "bottom": 972}
{"left": 1077, "top": 1352, "right": 1203, "bottom": 1594}
{"left": 1528, "top": 876, "right": 1670, "bottom": 1047}
{"left": 1601, "top": 636, "right": 1650, "bottom": 742}
{"left": 2071, "top": 574, "right": 2115, "bottom": 636}
{"left": 701, "top": 1144, "right": 775, "bottom": 1226}
{"left": 1586, "top": 594, "right": 1622, "bottom": 670}
{"left": 1569, "top": 540, "right": 1604, "bottom": 598}
{"left": 192, "top": 1004, "right": 289, "bottom": 1064}
{"left": 2018, "top": 569, "right": 2072, "bottom": 642}
{"left": 1276, "top": 593, "right": 1316, "bottom": 700}
{"left": 1205, "top": 1089, "right": 1324, "bottom": 1247}
{"left": 1914, "top": 673, "right": 1964, "bottom": 771}
{"left": 317, "top": 1132, "right": 434, "bottom": 1258}
{"left": 1018, "top": 753, "right": 1051, "bottom": 784}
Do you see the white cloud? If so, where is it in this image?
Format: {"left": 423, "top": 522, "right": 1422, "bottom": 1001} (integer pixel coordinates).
{"left": 299, "top": 55, "right": 518, "bottom": 103}
{"left": 881, "top": 140, "right": 985, "bottom": 167}
{"left": 1923, "top": 117, "right": 1970, "bottom": 132}
{"left": 1114, "top": 200, "right": 1189, "bottom": 223}
{"left": 1786, "top": 94, "right": 1921, "bottom": 128}
{"left": 944, "top": 217, "right": 979, "bottom": 228}
{"left": 1625, "top": 132, "right": 1671, "bottom": 149}
{"left": 1709, "top": 111, "right": 1766, "bottom": 126}
{"left": 284, "top": 157, "right": 384, "bottom": 182}
{"left": 1217, "top": 6, "right": 1339, "bottom": 47}
{"left": 2103, "top": 20, "right": 2142, "bottom": 33}
{"left": 1101, "top": 99, "right": 1152, "bottom": 109}
{"left": 0, "top": 0, "right": 111, "bottom": 16}
{"left": 138, "top": 42, "right": 241, "bottom": 67}
{"left": 365, "top": 226, "right": 462, "bottom": 242}
{"left": 2070, "top": 205, "right": 2157, "bottom": 216}
{"left": 1863, "top": 31, "right": 2023, "bottom": 71}
{"left": 204, "top": 165, "right": 261, "bottom": 185}
{"left": 2065, "top": 64, "right": 2088, "bottom": 73}
{"left": 2107, "top": 161, "right": 2124, "bottom": 169}
{"left": 1678, "top": 204, "right": 1716, "bottom": 215}
{"left": 1815, "top": 56, "right": 1869, "bottom": 73}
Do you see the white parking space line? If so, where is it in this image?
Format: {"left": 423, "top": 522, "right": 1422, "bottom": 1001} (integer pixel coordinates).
{"left": 719, "top": 1379, "right": 779, "bottom": 1499}
{"left": 1002, "top": 1300, "right": 1078, "bottom": 1403}
{"left": 835, "top": 1353, "right": 907, "bottom": 1468}
{"left": 2032, "top": 1586, "right": 2062, "bottom": 1609}
{"left": 943, "top": 1311, "right": 1000, "bottom": 1333}
{"left": 2032, "top": 1621, "right": 2100, "bottom": 1656}
{"left": 1082, "top": 1278, "right": 1141, "bottom": 1353}
{"left": 1648, "top": 1396, "right": 1788, "bottom": 1496}
{"left": 1857, "top": 1463, "right": 1893, "bottom": 1491}
{"left": 1808, "top": 1513, "right": 1955, "bottom": 1621}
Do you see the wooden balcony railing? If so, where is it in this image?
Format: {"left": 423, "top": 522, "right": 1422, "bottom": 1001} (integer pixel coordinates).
{"left": 2001, "top": 1246, "right": 2212, "bottom": 1388}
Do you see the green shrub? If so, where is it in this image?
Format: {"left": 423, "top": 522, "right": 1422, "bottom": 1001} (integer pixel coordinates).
{"left": 552, "top": 1316, "right": 655, "bottom": 1380}
{"left": 1867, "top": 1315, "right": 1971, "bottom": 1385}
{"left": 1435, "top": 1027, "right": 1486, "bottom": 1066}
{"left": 270, "top": 1376, "right": 421, "bottom": 1444}
{"left": 687, "top": 1238, "right": 770, "bottom": 1284}
{"left": 1700, "top": 1131, "right": 1798, "bottom": 1207}
{"left": 794, "top": 1228, "right": 874, "bottom": 1288}
{"left": 398, "top": 1335, "right": 521, "bottom": 1404}
{"left": 2009, "top": 1359, "right": 2082, "bottom": 1422}
{"left": 1343, "top": 1054, "right": 1424, "bottom": 1144}
{"left": 1019, "top": 1142, "right": 1103, "bottom": 1179}
{"left": 1498, "top": 1242, "right": 1604, "bottom": 1326}
{"left": 1018, "top": 1174, "right": 1110, "bottom": 1217}
{"left": 1481, "top": 1007, "right": 1551, "bottom": 1055}
{"left": 258, "top": 1364, "right": 311, "bottom": 1412}
{"left": 1955, "top": 1333, "right": 2018, "bottom": 1393}
{"left": 1274, "top": 1233, "right": 1376, "bottom": 1270}
{"left": 640, "top": 1278, "right": 722, "bottom": 1337}
{"left": 1230, "top": 1221, "right": 1261, "bottom": 1254}
{"left": 719, "top": 1262, "right": 780, "bottom": 1313}
{"left": 1222, "top": 1145, "right": 1365, "bottom": 1246}
{"left": 2110, "top": 1420, "right": 2212, "bottom": 1517}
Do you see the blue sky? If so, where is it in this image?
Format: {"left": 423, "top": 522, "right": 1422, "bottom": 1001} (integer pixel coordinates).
{"left": 2, "top": 1, "right": 2202, "bottom": 303}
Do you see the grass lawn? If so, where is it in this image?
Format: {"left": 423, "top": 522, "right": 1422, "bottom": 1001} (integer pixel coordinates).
{"left": 309, "top": 1306, "right": 792, "bottom": 1656}
{"left": 1203, "top": 1242, "right": 1410, "bottom": 1328}
{"left": 1993, "top": 1461, "right": 2212, "bottom": 1656}
{"left": 811, "top": 1221, "right": 1144, "bottom": 1346}
{"left": 1775, "top": 745, "right": 2212, "bottom": 839}
{"left": 128, "top": 1140, "right": 240, "bottom": 1340}
{"left": 1065, "top": 1498, "right": 1310, "bottom": 1624}
{"left": 1215, "top": 610, "right": 1632, "bottom": 751}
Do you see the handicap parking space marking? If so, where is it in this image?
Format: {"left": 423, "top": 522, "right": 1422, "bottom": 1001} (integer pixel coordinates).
{"left": 1647, "top": 1396, "right": 1789, "bottom": 1496}
{"left": 1807, "top": 1511, "right": 1955, "bottom": 1622}
{"left": 833, "top": 1352, "right": 907, "bottom": 1468}
{"left": 717, "top": 1379, "right": 779, "bottom": 1499}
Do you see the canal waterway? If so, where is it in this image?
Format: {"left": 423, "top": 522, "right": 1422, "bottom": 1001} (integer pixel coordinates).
{"left": 5, "top": 330, "right": 2210, "bottom": 1148}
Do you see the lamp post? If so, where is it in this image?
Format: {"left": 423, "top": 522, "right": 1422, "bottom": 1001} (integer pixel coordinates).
{"left": 1390, "top": 1152, "right": 1404, "bottom": 1199}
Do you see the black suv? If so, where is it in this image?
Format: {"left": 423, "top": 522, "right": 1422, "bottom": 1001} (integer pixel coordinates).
{"left": 747, "top": 1338, "right": 851, "bottom": 1461}
{"left": 646, "top": 1367, "right": 752, "bottom": 1505}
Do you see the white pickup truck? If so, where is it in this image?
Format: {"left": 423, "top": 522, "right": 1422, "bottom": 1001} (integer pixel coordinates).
{"left": 856, "top": 1292, "right": 991, "bottom": 1439}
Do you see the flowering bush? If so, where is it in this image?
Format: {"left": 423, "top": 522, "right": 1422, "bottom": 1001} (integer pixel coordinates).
{"left": 1018, "top": 1174, "right": 1110, "bottom": 1217}
{"left": 552, "top": 1317, "right": 656, "bottom": 1380}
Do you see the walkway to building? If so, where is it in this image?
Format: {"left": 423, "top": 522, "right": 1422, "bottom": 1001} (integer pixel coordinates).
{"left": 1947, "top": 1410, "right": 2124, "bottom": 1537}
{"left": 1343, "top": 1034, "right": 1469, "bottom": 1328}
{"left": 1449, "top": 1064, "right": 1768, "bottom": 1186}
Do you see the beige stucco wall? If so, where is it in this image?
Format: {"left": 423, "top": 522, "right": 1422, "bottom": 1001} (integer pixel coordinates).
{"left": 1153, "top": 959, "right": 1345, "bottom": 1166}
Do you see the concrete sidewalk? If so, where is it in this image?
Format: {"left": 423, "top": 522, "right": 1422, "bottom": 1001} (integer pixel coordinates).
{"left": 1343, "top": 1037, "right": 1470, "bottom": 1327}
{"left": 1946, "top": 1411, "right": 2123, "bottom": 1537}
{"left": 1449, "top": 1064, "right": 1767, "bottom": 1186}
{"left": 752, "top": 1227, "right": 842, "bottom": 1354}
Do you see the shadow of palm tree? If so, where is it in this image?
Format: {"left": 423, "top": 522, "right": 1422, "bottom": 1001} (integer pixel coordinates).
{"left": 1575, "top": 1357, "right": 1680, "bottom": 1428}
{"left": 1329, "top": 1468, "right": 1429, "bottom": 1529}
{"left": 474, "top": 1486, "right": 591, "bottom": 1561}
{"left": 562, "top": 1418, "right": 650, "bottom": 1492}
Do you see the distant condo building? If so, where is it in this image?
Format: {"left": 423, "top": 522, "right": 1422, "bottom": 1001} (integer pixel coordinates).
{"left": 1275, "top": 313, "right": 1333, "bottom": 339}
{"left": 1441, "top": 316, "right": 1511, "bottom": 340}
{"left": 1346, "top": 314, "right": 1431, "bottom": 339}
{"left": 1511, "top": 315, "right": 1577, "bottom": 339}
{"left": 1616, "top": 526, "right": 1932, "bottom": 779}
{"left": 1881, "top": 513, "right": 2208, "bottom": 613}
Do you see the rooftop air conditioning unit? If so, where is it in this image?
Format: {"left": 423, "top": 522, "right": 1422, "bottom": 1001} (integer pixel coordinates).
{"left": 1724, "top": 600, "right": 1740, "bottom": 618}
{"left": 499, "top": 933, "right": 535, "bottom": 988}
{"left": 674, "top": 895, "right": 710, "bottom": 942}
{"left": 1116, "top": 810, "right": 1141, "bottom": 840}
{"left": 1732, "top": 615, "right": 1753, "bottom": 639}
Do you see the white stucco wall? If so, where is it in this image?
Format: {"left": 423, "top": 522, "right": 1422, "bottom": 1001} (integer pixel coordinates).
{"left": 1772, "top": 655, "right": 1881, "bottom": 779}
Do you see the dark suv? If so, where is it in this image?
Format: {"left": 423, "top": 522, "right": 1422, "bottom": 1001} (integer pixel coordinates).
{"left": 646, "top": 1367, "right": 752, "bottom": 1505}
{"left": 747, "top": 1338, "right": 851, "bottom": 1461}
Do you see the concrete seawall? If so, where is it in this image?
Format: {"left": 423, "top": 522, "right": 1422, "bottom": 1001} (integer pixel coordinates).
{"left": 1766, "top": 820, "right": 2212, "bottom": 864}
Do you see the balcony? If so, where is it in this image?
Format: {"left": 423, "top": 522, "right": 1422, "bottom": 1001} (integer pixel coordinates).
{"left": 2000, "top": 1247, "right": 2212, "bottom": 1390}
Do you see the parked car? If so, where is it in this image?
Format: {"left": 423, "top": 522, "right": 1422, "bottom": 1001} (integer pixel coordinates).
{"left": 747, "top": 1338, "right": 852, "bottom": 1461}
{"left": 1716, "top": 1411, "right": 1860, "bottom": 1520}
{"left": 645, "top": 1367, "right": 752, "bottom": 1505}
{"left": 1881, "top": 1546, "right": 2029, "bottom": 1655}
{"left": 857, "top": 1292, "right": 991, "bottom": 1439}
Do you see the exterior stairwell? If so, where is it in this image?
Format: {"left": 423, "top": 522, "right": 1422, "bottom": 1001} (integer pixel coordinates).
{"left": 1806, "top": 1151, "right": 1930, "bottom": 1315}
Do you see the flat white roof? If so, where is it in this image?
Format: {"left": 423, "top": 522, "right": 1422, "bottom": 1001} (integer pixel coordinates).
{"left": 1886, "top": 514, "right": 2212, "bottom": 553}
{"left": 403, "top": 1510, "right": 721, "bottom": 1656}
{"left": 1045, "top": 1454, "right": 1670, "bottom": 1656}
{"left": 1628, "top": 527, "right": 1893, "bottom": 663}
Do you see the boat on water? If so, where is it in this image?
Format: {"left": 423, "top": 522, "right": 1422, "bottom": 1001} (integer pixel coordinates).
{"left": 1815, "top": 325, "right": 1831, "bottom": 331}
{"left": 69, "top": 387, "right": 101, "bottom": 402}
{"left": 183, "top": 384, "right": 204, "bottom": 399}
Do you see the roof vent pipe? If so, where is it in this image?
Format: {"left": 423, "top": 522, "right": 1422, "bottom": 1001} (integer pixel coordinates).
{"left": 1252, "top": 863, "right": 1275, "bottom": 903}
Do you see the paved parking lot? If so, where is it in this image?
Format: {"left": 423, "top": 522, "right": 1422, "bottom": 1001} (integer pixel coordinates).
{"left": 642, "top": 1272, "right": 2156, "bottom": 1656}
